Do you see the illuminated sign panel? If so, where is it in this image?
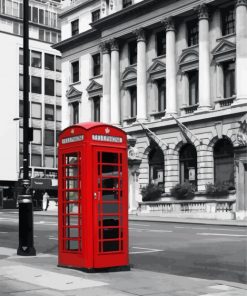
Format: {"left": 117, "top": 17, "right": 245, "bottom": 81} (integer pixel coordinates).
{"left": 62, "top": 135, "right": 84, "bottom": 144}
{"left": 92, "top": 134, "right": 123, "bottom": 143}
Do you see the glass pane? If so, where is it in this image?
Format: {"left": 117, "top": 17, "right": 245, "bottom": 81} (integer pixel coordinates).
{"left": 66, "top": 215, "right": 79, "bottom": 226}
{"left": 66, "top": 227, "right": 79, "bottom": 238}
{"left": 102, "top": 228, "right": 119, "bottom": 239}
{"left": 102, "top": 165, "right": 118, "bottom": 176}
{"left": 103, "top": 241, "right": 119, "bottom": 252}
{"left": 102, "top": 152, "right": 118, "bottom": 163}
{"left": 102, "top": 203, "right": 119, "bottom": 214}
{"left": 102, "top": 178, "right": 118, "bottom": 189}
{"left": 66, "top": 240, "right": 79, "bottom": 251}
{"left": 66, "top": 203, "right": 79, "bottom": 214}
{"left": 66, "top": 179, "right": 78, "bottom": 189}
{"left": 102, "top": 190, "right": 119, "bottom": 201}
{"left": 66, "top": 191, "right": 79, "bottom": 201}
{"left": 66, "top": 154, "right": 78, "bottom": 164}
{"left": 102, "top": 216, "right": 119, "bottom": 226}
{"left": 66, "top": 167, "right": 78, "bottom": 177}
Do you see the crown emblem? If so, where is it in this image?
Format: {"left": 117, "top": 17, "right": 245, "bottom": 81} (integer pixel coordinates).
{"left": 105, "top": 128, "right": 110, "bottom": 134}
{"left": 71, "top": 129, "right": 75, "bottom": 134}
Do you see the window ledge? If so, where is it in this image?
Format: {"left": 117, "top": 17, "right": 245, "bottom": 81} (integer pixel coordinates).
{"left": 149, "top": 111, "right": 166, "bottom": 120}
{"left": 214, "top": 96, "right": 236, "bottom": 109}
{"left": 216, "top": 33, "right": 236, "bottom": 42}
{"left": 180, "top": 104, "right": 198, "bottom": 115}
{"left": 123, "top": 117, "right": 136, "bottom": 126}
{"left": 89, "top": 74, "right": 102, "bottom": 80}
{"left": 69, "top": 81, "right": 81, "bottom": 87}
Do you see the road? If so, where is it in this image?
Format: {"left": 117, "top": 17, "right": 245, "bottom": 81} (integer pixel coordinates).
{"left": 0, "top": 211, "right": 246, "bottom": 284}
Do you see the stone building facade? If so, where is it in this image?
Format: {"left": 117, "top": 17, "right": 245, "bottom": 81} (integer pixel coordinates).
{"left": 55, "top": 0, "right": 247, "bottom": 219}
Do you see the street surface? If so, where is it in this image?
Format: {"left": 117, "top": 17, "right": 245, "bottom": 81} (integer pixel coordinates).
{"left": 0, "top": 211, "right": 246, "bottom": 285}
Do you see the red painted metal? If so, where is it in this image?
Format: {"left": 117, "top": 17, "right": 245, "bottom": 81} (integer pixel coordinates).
{"left": 58, "top": 123, "right": 129, "bottom": 271}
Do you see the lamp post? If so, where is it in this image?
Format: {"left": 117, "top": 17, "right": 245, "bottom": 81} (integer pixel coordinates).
{"left": 17, "top": 0, "right": 36, "bottom": 256}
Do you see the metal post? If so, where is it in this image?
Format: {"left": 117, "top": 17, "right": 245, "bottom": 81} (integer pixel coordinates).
{"left": 17, "top": 0, "right": 36, "bottom": 256}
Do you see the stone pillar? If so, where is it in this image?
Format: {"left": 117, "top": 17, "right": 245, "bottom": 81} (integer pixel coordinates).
{"left": 216, "top": 63, "right": 224, "bottom": 99}
{"left": 100, "top": 42, "right": 111, "bottom": 123}
{"left": 163, "top": 17, "right": 177, "bottom": 115}
{"left": 181, "top": 73, "right": 189, "bottom": 108}
{"left": 197, "top": 4, "right": 211, "bottom": 111}
{"left": 110, "top": 39, "right": 120, "bottom": 125}
{"left": 134, "top": 28, "right": 147, "bottom": 122}
{"left": 235, "top": 0, "right": 247, "bottom": 104}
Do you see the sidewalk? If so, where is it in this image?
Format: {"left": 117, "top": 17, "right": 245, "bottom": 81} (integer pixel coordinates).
{"left": 0, "top": 247, "right": 246, "bottom": 296}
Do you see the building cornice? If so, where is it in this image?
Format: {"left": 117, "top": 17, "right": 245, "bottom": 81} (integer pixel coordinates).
{"left": 52, "top": 28, "right": 99, "bottom": 52}
{"left": 60, "top": 0, "right": 96, "bottom": 18}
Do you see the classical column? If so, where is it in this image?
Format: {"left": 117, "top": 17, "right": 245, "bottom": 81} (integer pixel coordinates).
{"left": 235, "top": 0, "right": 247, "bottom": 104}
{"left": 181, "top": 73, "right": 189, "bottom": 109}
{"left": 216, "top": 63, "right": 224, "bottom": 99}
{"left": 110, "top": 39, "right": 120, "bottom": 125}
{"left": 134, "top": 28, "right": 147, "bottom": 122}
{"left": 197, "top": 4, "right": 211, "bottom": 111}
{"left": 163, "top": 17, "right": 177, "bottom": 115}
{"left": 100, "top": 41, "right": 111, "bottom": 123}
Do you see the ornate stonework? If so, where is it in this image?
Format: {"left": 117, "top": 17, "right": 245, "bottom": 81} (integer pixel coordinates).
{"left": 133, "top": 28, "right": 146, "bottom": 42}
{"left": 99, "top": 41, "right": 110, "bottom": 54}
{"left": 162, "top": 17, "right": 175, "bottom": 32}
{"left": 195, "top": 4, "right": 209, "bottom": 20}
{"left": 237, "top": 119, "right": 247, "bottom": 146}
{"left": 236, "top": 0, "right": 247, "bottom": 7}
{"left": 110, "top": 38, "right": 119, "bottom": 51}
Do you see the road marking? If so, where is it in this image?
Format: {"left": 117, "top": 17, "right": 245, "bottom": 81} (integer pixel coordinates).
{"left": 0, "top": 247, "right": 17, "bottom": 256}
{"left": 48, "top": 236, "right": 58, "bottom": 240}
{"left": 0, "top": 265, "right": 107, "bottom": 290}
{"left": 0, "top": 232, "right": 8, "bottom": 234}
{"left": 197, "top": 233, "right": 247, "bottom": 237}
{"left": 175, "top": 226, "right": 185, "bottom": 229}
{"left": 0, "top": 218, "right": 18, "bottom": 223}
{"left": 130, "top": 223, "right": 150, "bottom": 227}
{"left": 192, "top": 227, "right": 246, "bottom": 232}
{"left": 130, "top": 246, "right": 164, "bottom": 254}
{"left": 129, "top": 227, "right": 172, "bottom": 233}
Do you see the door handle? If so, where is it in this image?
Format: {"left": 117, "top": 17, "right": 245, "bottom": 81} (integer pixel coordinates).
{"left": 94, "top": 192, "right": 97, "bottom": 200}
{"left": 98, "top": 192, "right": 100, "bottom": 201}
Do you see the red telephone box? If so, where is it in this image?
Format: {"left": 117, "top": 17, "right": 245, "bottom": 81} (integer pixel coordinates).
{"left": 58, "top": 122, "right": 129, "bottom": 271}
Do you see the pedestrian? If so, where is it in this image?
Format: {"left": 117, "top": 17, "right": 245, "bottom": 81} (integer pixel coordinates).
{"left": 42, "top": 191, "right": 49, "bottom": 211}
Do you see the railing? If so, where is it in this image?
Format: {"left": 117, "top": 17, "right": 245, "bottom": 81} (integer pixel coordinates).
{"left": 180, "top": 104, "right": 198, "bottom": 115}
{"left": 138, "top": 199, "right": 236, "bottom": 219}
{"left": 215, "top": 97, "right": 235, "bottom": 109}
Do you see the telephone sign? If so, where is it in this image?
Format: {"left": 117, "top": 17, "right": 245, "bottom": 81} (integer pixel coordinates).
{"left": 58, "top": 122, "right": 129, "bottom": 272}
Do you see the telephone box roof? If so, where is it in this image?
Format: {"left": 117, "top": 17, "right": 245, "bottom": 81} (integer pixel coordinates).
{"left": 69, "top": 122, "right": 125, "bottom": 132}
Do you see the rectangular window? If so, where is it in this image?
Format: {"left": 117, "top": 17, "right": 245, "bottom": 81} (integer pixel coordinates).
{"left": 32, "top": 6, "right": 38, "bottom": 23}
{"left": 13, "top": 22, "right": 19, "bottom": 35}
{"left": 92, "top": 9, "right": 100, "bottom": 22}
{"left": 39, "top": 29, "right": 44, "bottom": 41}
{"left": 130, "top": 86, "right": 137, "bottom": 117}
{"left": 56, "top": 80, "right": 61, "bottom": 97}
{"left": 19, "top": 74, "right": 23, "bottom": 91}
{"left": 188, "top": 70, "right": 198, "bottom": 105}
{"left": 45, "top": 78, "right": 55, "bottom": 96}
{"left": 156, "top": 31, "right": 166, "bottom": 56}
{"left": 31, "top": 154, "right": 42, "bottom": 167}
{"left": 93, "top": 96, "right": 100, "bottom": 122}
{"left": 45, "top": 104, "right": 55, "bottom": 121}
{"left": 51, "top": 32, "right": 57, "bottom": 43}
{"left": 31, "top": 102, "right": 42, "bottom": 119}
{"left": 45, "top": 129, "right": 54, "bottom": 146}
{"left": 129, "top": 40, "right": 137, "bottom": 65}
{"left": 45, "top": 10, "right": 49, "bottom": 25}
{"left": 33, "top": 128, "right": 42, "bottom": 144}
{"left": 56, "top": 56, "right": 61, "bottom": 72}
{"left": 19, "top": 100, "right": 23, "bottom": 117}
{"left": 157, "top": 79, "right": 166, "bottom": 112}
{"left": 45, "top": 156, "right": 54, "bottom": 168}
{"left": 39, "top": 9, "right": 44, "bottom": 24}
{"left": 45, "top": 53, "right": 54, "bottom": 71}
{"left": 31, "top": 76, "right": 42, "bottom": 94}
{"left": 19, "top": 3, "right": 23, "bottom": 18}
{"left": 72, "top": 102, "right": 79, "bottom": 124}
{"left": 19, "top": 127, "right": 23, "bottom": 143}
{"left": 92, "top": 53, "right": 101, "bottom": 76}
{"left": 71, "top": 60, "right": 79, "bottom": 83}
{"left": 71, "top": 19, "right": 79, "bottom": 36}
{"left": 45, "top": 31, "right": 50, "bottom": 42}
{"left": 123, "top": 0, "right": 132, "bottom": 8}
{"left": 223, "top": 61, "right": 235, "bottom": 98}
{"left": 31, "top": 51, "right": 41, "bottom": 68}
{"left": 19, "top": 48, "right": 23, "bottom": 65}
{"left": 221, "top": 6, "right": 235, "bottom": 36}
{"left": 56, "top": 106, "right": 62, "bottom": 122}
{"left": 187, "top": 19, "right": 199, "bottom": 47}
{"left": 13, "top": 1, "right": 18, "bottom": 17}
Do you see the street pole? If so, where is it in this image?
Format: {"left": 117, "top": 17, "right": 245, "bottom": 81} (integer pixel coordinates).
{"left": 17, "top": 0, "right": 36, "bottom": 256}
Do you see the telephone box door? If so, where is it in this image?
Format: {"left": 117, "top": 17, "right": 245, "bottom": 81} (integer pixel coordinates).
{"left": 93, "top": 147, "right": 128, "bottom": 268}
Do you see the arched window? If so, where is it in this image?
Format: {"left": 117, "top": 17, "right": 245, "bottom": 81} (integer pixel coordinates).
{"left": 214, "top": 138, "right": 234, "bottom": 185}
{"left": 149, "top": 146, "right": 164, "bottom": 188}
{"left": 179, "top": 144, "right": 197, "bottom": 186}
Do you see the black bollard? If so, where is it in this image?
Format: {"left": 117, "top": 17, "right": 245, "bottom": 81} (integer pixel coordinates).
{"left": 17, "top": 196, "right": 36, "bottom": 256}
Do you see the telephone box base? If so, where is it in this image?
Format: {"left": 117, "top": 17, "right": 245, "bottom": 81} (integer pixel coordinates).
{"left": 58, "top": 264, "right": 131, "bottom": 273}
